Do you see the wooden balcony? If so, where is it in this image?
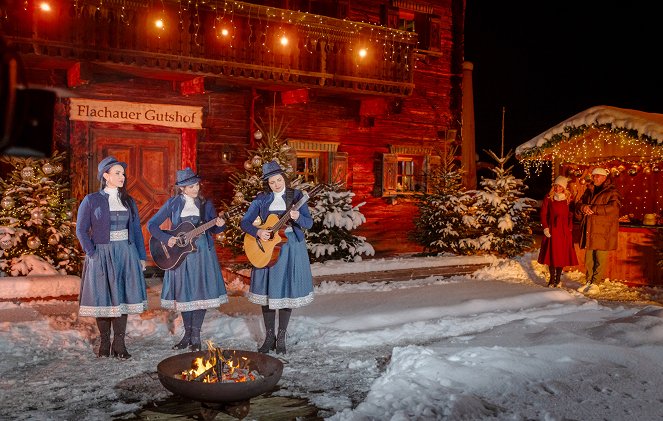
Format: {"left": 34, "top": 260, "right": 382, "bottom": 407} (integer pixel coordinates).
{"left": 3, "top": 0, "right": 417, "bottom": 96}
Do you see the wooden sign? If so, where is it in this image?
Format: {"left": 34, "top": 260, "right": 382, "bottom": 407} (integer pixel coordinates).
{"left": 69, "top": 98, "right": 203, "bottom": 129}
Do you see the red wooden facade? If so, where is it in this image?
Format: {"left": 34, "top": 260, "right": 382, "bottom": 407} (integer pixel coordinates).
{"left": 3, "top": 0, "right": 466, "bottom": 262}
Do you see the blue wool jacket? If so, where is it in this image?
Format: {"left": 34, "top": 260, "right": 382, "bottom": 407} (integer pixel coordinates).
{"left": 75, "top": 191, "right": 147, "bottom": 259}
{"left": 147, "top": 195, "right": 225, "bottom": 250}
{"left": 240, "top": 188, "right": 313, "bottom": 242}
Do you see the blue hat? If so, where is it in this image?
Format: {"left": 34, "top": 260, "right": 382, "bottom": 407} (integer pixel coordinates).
{"left": 97, "top": 156, "right": 127, "bottom": 181}
{"left": 261, "top": 160, "right": 285, "bottom": 180}
{"left": 175, "top": 167, "right": 201, "bottom": 186}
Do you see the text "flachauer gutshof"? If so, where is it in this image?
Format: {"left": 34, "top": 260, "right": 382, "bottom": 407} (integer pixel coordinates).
{"left": 75, "top": 104, "right": 198, "bottom": 124}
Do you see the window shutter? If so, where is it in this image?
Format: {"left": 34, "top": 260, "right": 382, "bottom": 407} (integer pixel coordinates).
{"left": 382, "top": 153, "right": 398, "bottom": 196}
{"left": 331, "top": 151, "right": 349, "bottom": 187}
{"left": 425, "top": 154, "right": 441, "bottom": 193}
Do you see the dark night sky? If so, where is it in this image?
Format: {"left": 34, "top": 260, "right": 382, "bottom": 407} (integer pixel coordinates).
{"left": 464, "top": 1, "right": 662, "bottom": 167}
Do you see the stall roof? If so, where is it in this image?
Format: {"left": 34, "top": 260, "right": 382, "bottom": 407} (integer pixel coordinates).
{"left": 516, "top": 106, "right": 663, "bottom": 159}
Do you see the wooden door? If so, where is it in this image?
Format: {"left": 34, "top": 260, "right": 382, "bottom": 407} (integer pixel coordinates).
{"left": 92, "top": 129, "right": 180, "bottom": 262}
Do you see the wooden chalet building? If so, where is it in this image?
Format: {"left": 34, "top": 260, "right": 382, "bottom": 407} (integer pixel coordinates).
{"left": 2, "top": 0, "right": 473, "bottom": 263}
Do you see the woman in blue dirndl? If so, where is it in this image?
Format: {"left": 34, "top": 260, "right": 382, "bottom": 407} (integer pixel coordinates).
{"left": 240, "top": 160, "right": 314, "bottom": 355}
{"left": 148, "top": 168, "right": 228, "bottom": 351}
{"left": 76, "top": 156, "right": 148, "bottom": 359}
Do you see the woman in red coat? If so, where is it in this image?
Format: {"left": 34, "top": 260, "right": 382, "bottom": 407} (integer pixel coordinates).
{"left": 538, "top": 176, "right": 579, "bottom": 287}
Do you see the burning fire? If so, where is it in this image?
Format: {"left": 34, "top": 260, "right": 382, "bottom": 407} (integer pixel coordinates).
{"left": 179, "top": 341, "right": 262, "bottom": 383}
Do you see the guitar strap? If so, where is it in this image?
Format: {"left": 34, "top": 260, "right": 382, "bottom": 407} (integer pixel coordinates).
{"left": 285, "top": 188, "right": 294, "bottom": 209}
{"left": 285, "top": 188, "right": 294, "bottom": 227}
{"left": 197, "top": 197, "right": 205, "bottom": 227}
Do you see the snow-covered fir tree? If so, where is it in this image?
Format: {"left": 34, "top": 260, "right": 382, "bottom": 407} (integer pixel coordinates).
{"left": 411, "top": 147, "right": 478, "bottom": 254}
{"left": 469, "top": 149, "right": 536, "bottom": 257}
{"left": 0, "top": 152, "right": 83, "bottom": 275}
{"left": 307, "top": 183, "right": 375, "bottom": 262}
{"left": 221, "top": 111, "right": 296, "bottom": 256}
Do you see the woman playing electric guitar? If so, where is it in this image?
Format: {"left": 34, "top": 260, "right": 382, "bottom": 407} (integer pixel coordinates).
{"left": 240, "top": 160, "right": 315, "bottom": 355}
{"left": 147, "top": 168, "right": 228, "bottom": 351}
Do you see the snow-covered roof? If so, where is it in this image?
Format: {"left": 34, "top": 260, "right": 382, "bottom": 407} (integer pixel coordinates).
{"left": 516, "top": 106, "right": 663, "bottom": 159}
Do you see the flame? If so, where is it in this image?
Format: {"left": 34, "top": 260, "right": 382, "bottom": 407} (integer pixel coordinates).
{"left": 178, "top": 341, "right": 260, "bottom": 383}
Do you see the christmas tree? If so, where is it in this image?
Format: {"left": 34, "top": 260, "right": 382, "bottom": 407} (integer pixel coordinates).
{"left": 307, "top": 183, "right": 375, "bottom": 262}
{"left": 220, "top": 110, "right": 296, "bottom": 256}
{"left": 470, "top": 149, "right": 536, "bottom": 257}
{"left": 0, "top": 151, "right": 83, "bottom": 276}
{"left": 411, "top": 146, "right": 478, "bottom": 255}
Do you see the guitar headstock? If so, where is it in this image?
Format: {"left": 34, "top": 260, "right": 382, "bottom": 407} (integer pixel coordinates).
{"left": 222, "top": 204, "right": 245, "bottom": 220}
{"left": 307, "top": 183, "right": 327, "bottom": 198}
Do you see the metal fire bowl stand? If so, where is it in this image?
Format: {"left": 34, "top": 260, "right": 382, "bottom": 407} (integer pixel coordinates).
{"left": 157, "top": 349, "right": 284, "bottom": 404}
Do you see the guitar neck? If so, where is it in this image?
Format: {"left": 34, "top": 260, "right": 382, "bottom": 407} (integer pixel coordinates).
{"left": 271, "top": 192, "right": 310, "bottom": 232}
{"left": 186, "top": 218, "right": 218, "bottom": 240}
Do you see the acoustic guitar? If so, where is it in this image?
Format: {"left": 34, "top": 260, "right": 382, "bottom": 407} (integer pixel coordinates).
{"left": 150, "top": 205, "right": 242, "bottom": 270}
{"left": 243, "top": 184, "right": 325, "bottom": 268}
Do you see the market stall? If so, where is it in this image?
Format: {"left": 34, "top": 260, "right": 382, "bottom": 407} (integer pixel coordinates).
{"left": 516, "top": 105, "right": 663, "bottom": 286}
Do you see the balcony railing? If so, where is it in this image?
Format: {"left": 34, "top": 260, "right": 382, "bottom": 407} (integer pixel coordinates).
{"left": 3, "top": 0, "right": 417, "bottom": 96}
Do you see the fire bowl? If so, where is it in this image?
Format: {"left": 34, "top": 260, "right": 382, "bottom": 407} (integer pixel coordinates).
{"left": 157, "top": 349, "right": 283, "bottom": 404}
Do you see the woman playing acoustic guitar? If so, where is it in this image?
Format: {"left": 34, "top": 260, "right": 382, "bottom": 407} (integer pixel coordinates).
{"left": 240, "top": 160, "right": 315, "bottom": 355}
{"left": 147, "top": 168, "right": 228, "bottom": 351}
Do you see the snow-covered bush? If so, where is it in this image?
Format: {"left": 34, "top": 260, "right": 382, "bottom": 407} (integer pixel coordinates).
{"left": 307, "top": 186, "right": 375, "bottom": 262}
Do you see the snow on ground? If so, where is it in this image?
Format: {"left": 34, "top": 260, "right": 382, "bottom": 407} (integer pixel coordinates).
{"left": 2, "top": 253, "right": 663, "bottom": 420}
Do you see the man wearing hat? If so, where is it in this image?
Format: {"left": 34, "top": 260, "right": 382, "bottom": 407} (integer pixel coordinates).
{"left": 575, "top": 167, "right": 622, "bottom": 292}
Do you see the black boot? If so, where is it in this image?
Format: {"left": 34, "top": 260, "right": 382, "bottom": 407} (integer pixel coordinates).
{"left": 111, "top": 314, "right": 131, "bottom": 359}
{"left": 189, "top": 309, "right": 205, "bottom": 351}
{"left": 276, "top": 329, "right": 287, "bottom": 354}
{"left": 258, "top": 306, "right": 276, "bottom": 353}
{"left": 190, "top": 327, "right": 201, "bottom": 351}
{"left": 554, "top": 267, "right": 563, "bottom": 287}
{"left": 96, "top": 318, "right": 112, "bottom": 358}
{"left": 173, "top": 311, "right": 193, "bottom": 350}
{"left": 547, "top": 267, "right": 555, "bottom": 287}
{"left": 258, "top": 329, "right": 276, "bottom": 353}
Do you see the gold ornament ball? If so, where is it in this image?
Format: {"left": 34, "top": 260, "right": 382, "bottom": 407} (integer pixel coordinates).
{"left": 0, "top": 239, "right": 12, "bottom": 250}
{"left": 251, "top": 156, "right": 262, "bottom": 167}
{"left": 48, "top": 234, "right": 59, "bottom": 245}
{"left": 42, "top": 162, "right": 54, "bottom": 175}
{"left": 31, "top": 208, "right": 45, "bottom": 220}
{"left": 1, "top": 196, "right": 14, "bottom": 209}
{"left": 21, "top": 166, "right": 35, "bottom": 179}
{"left": 27, "top": 236, "right": 41, "bottom": 250}
{"left": 253, "top": 130, "right": 263, "bottom": 140}
{"left": 244, "top": 160, "right": 253, "bottom": 170}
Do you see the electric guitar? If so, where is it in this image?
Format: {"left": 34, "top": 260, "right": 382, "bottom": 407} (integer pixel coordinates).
{"left": 150, "top": 205, "right": 242, "bottom": 270}
{"left": 243, "top": 184, "right": 325, "bottom": 269}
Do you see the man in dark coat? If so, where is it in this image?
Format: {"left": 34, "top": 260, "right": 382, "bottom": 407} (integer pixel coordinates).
{"left": 575, "top": 167, "right": 622, "bottom": 292}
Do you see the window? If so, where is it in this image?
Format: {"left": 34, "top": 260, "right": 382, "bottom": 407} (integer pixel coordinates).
{"left": 296, "top": 153, "right": 320, "bottom": 183}
{"left": 287, "top": 139, "right": 348, "bottom": 186}
{"left": 397, "top": 157, "right": 416, "bottom": 192}
{"left": 382, "top": 146, "right": 440, "bottom": 197}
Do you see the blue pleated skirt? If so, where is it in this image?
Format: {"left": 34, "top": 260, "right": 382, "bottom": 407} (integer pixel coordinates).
{"left": 161, "top": 233, "right": 228, "bottom": 311}
{"left": 248, "top": 230, "right": 314, "bottom": 309}
{"left": 79, "top": 240, "right": 147, "bottom": 317}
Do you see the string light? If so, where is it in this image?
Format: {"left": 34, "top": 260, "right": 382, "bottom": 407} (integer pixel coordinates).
{"left": 519, "top": 123, "right": 663, "bottom": 220}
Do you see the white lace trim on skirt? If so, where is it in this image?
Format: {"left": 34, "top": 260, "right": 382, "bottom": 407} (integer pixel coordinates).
{"left": 79, "top": 301, "right": 147, "bottom": 317}
{"left": 247, "top": 291, "right": 314, "bottom": 309}
{"left": 161, "top": 296, "right": 229, "bottom": 311}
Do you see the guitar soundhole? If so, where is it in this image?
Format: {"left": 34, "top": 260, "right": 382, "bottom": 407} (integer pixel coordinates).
{"left": 176, "top": 234, "right": 188, "bottom": 247}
